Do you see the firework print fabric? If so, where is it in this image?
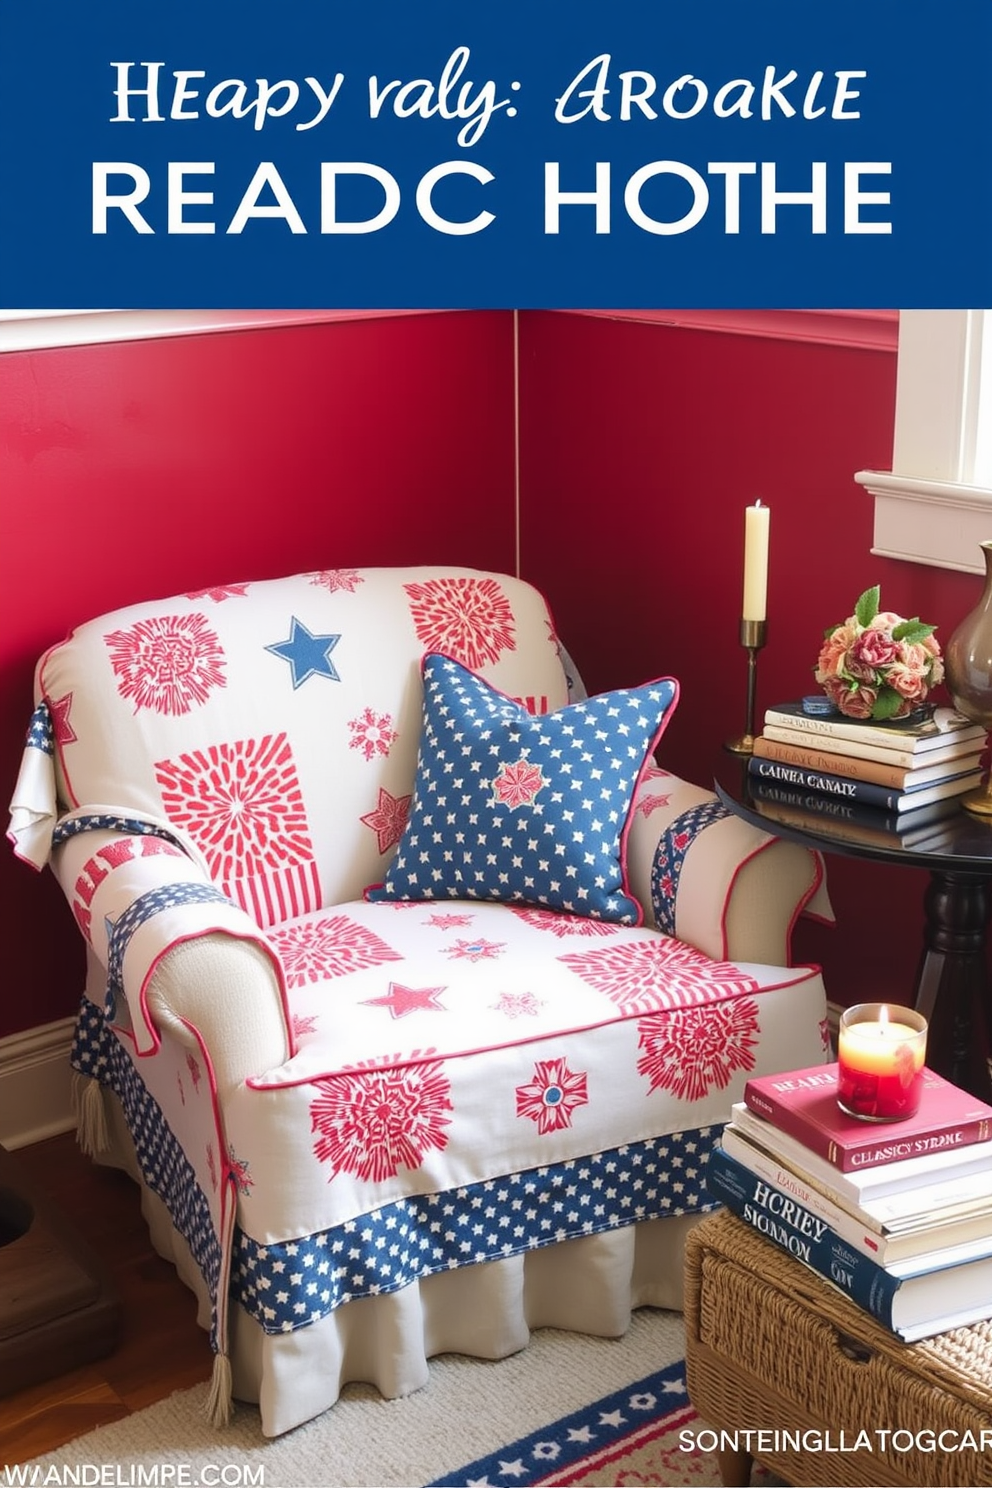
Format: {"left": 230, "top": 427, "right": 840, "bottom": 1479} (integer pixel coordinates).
{"left": 233, "top": 896, "right": 826, "bottom": 1240}
{"left": 19, "top": 568, "right": 570, "bottom": 906}
{"left": 10, "top": 564, "right": 832, "bottom": 1436}
{"left": 367, "top": 656, "right": 678, "bottom": 923}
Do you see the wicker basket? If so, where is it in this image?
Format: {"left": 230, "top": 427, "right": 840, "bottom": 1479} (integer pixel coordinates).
{"left": 684, "top": 1209, "right": 992, "bottom": 1487}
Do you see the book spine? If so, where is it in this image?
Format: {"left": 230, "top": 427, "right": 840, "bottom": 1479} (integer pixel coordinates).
{"left": 753, "top": 735, "right": 909, "bottom": 788}
{"left": 761, "top": 724, "right": 924, "bottom": 770}
{"left": 721, "top": 1125, "right": 880, "bottom": 1239}
{"left": 743, "top": 1085, "right": 992, "bottom": 1173}
{"left": 748, "top": 756, "right": 900, "bottom": 811}
{"left": 749, "top": 786, "right": 908, "bottom": 840}
{"left": 763, "top": 706, "right": 977, "bottom": 752}
{"left": 707, "top": 1144, "right": 901, "bottom": 1326}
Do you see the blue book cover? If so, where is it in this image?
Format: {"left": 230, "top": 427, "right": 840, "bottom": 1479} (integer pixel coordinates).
{"left": 706, "top": 1142, "right": 992, "bottom": 1341}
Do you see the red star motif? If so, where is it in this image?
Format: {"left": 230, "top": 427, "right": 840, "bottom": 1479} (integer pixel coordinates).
{"left": 636, "top": 792, "right": 672, "bottom": 817}
{"left": 360, "top": 788, "right": 412, "bottom": 855}
{"left": 48, "top": 693, "right": 77, "bottom": 745}
{"left": 361, "top": 982, "right": 448, "bottom": 1019}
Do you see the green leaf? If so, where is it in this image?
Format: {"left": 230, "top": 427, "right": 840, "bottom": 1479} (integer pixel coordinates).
{"left": 891, "top": 619, "right": 936, "bottom": 644}
{"left": 855, "top": 586, "right": 880, "bottom": 627}
{"left": 872, "top": 686, "right": 906, "bottom": 721}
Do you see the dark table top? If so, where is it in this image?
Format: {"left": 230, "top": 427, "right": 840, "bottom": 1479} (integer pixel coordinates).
{"left": 714, "top": 756, "right": 992, "bottom": 874}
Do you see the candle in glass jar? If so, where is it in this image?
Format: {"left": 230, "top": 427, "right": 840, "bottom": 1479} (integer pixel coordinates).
{"left": 837, "top": 1003, "right": 928, "bottom": 1121}
{"left": 742, "top": 501, "right": 770, "bottom": 622}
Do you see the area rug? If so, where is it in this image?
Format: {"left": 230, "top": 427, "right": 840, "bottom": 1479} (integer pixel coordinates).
{"left": 18, "top": 1310, "right": 761, "bottom": 1486}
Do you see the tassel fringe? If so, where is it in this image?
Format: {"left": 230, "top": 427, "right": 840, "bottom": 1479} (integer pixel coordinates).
{"left": 207, "top": 1351, "right": 233, "bottom": 1427}
{"left": 72, "top": 1072, "right": 109, "bottom": 1157}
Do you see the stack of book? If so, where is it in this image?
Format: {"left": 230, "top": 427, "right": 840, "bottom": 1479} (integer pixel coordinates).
{"left": 747, "top": 701, "right": 987, "bottom": 849}
{"left": 706, "top": 1062, "right": 992, "bottom": 1342}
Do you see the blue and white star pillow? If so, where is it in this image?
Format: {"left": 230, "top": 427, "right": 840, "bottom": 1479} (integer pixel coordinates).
{"left": 366, "top": 654, "right": 679, "bottom": 924}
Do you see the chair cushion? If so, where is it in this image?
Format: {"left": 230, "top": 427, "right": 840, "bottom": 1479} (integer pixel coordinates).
{"left": 366, "top": 655, "right": 678, "bottom": 924}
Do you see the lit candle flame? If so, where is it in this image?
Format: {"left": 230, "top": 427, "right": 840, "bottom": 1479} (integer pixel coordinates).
{"left": 879, "top": 1005, "right": 889, "bottom": 1034}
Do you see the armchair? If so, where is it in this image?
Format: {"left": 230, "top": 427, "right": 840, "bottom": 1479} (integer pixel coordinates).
{"left": 8, "top": 565, "right": 831, "bottom": 1437}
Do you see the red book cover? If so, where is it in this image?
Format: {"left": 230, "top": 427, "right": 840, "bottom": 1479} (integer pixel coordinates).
{"left": 743, "top": 1063, "right": 992, "bottom": 1172}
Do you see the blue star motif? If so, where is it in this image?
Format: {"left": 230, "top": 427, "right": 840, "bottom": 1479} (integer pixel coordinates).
{"left": 266, "top": 618, "right": 341, "bottom": 688}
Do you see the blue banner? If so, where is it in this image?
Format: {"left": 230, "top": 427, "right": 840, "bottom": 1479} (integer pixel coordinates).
{"left": 1, "top": 1, "right": 989, "bottom": 309}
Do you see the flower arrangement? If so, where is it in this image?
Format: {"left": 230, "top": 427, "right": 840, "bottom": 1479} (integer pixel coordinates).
{"left": 814, "top": 585, "right": 944, "bottom": 721}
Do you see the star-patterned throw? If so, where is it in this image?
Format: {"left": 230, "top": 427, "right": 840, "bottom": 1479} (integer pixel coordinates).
{"left": 366, "top": 655, "right": 678, "bottom": 924}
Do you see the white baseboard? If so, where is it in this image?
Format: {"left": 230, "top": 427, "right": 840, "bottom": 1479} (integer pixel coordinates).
{"left": 0, "top": 1017, "right": 77, "bottom": 1149}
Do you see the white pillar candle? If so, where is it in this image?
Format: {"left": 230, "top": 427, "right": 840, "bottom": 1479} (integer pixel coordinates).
{"left": 742, "top": 501, "right": 770, "bottom": 622}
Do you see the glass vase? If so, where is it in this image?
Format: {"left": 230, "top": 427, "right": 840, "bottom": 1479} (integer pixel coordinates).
{"left": 944, "top": 538, "right": 992, "bottom": 816}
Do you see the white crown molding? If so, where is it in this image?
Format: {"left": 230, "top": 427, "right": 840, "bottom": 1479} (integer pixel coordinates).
{"left": 0, "top": 1017, "right": 77, "bottom": 1149}
{"left": 566, "top": 309, "right": 899, "bottom": 353}
{"left": 855, "top": 469, "right": 992, "bottom": 574}
{"left": 0, "top": 308, "right": 442, "bottom": 354}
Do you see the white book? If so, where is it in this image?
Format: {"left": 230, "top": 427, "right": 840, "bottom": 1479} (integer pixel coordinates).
{"left": 761, "top": 723, "right": 984, "bottom": 771}
{"left": 730, "top": 1102, "right": 992, "bottom": 1223}
{"left": 763, "top": 702, "right": 985, "bottom": 756}
{"left": 719, "top": 1126, "right": 992, "bottom": 1271}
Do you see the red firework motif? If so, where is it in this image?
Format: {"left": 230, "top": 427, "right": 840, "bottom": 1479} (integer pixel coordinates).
{"left": 636, "top": 998, "right": 760, "bottom": 1101}
{"left": 491, "top": 758, "right": 545, "bottom": 808}
{"left": 310, "top": 1055, "right": 452, "bottom": 1182}
{"left": 491, "top": 990, "right": 544, "bottom": 1018}
{"left": 424, "top": 911, "right": 474, "bottom": 930}
{"left": 186, "top": 1052, "right": 202, "bottom": 1093}
{"left": 404, "top": 577, "right": 516, "bottom": 668}
{"left": 360, "top": 788, "right": 411, "bottom": 855}
{"left": 348, "top": 707, "right": 399, "bottom": 762}
{"left": 228, "top": 1145, "right": 255, "bottom": 1196}
{"left": 47, "top": 693, "right": 77, "bottom": 745}
{"left": 292, "top": 1012, "right": 319, "bottom": 1040}
{"left": 269, "top": 915, "right": 402, "bottom": 987}
{"left": 515, "top": 1057, "right": 589, "bottom": 1134}
{"left": 104, "top": 613, "right": 227, "bottom": 715}
{"left": 184, "top": 583, "right": 250, "bottom": 602}
{"left": 444, "top": 937, "right": 505, "bottom": 963}
{"left": 509, "top": 906, "right": 614, "bottom": 938}
{"left": 155, "top": 734, "right": 320, "bottom": 923}
{"left": 307, "top": 569, "right": 364, "bottom": 594}
{"left": 559, "top": 940, "right": 759, "bottom": 1016}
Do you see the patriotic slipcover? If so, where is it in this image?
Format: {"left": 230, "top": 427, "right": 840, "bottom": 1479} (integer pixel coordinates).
{"left": 8, "top": 566, "right": 832, "bottom": 1438}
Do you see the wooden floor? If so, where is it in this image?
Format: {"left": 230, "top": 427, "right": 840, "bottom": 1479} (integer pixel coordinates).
{"left": 1, "top": 1131, "right": 213, "bottom": 1468}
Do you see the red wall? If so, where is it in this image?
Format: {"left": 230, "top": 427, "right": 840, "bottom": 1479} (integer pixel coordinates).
{"left": 516, "top": 310, "right": 985, "bottom": 1017}
{"left": 4, "top": 307, "right": 986, "bottom": 1043}
{"left": 0, "top": 311, "right": 517, "bottom": 1038}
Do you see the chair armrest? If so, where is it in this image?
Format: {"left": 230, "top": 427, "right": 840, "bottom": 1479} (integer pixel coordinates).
{"left": 626, "top": 769, "right": 833, "bottom": 966}
{"left": 52, "top": 818, "right": 291, "bottom": 1090}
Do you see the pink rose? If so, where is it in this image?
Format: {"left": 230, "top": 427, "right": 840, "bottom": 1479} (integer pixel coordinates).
{"left": 823, "top": 677, "right": 877, "bottom": 718}
{"left": 852, "top": 628, "right": 898, "bottom": 669}
{"left": 814, "top": 623, "right": 859, "bottom": 683}
{"left": 885, "top": 662, "right": 931, "bottom": 703}
{"left": 844, "top": 656, "right": 880, "bottom": 683}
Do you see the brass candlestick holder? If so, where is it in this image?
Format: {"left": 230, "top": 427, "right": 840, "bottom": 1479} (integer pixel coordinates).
{"left": 725, "top": 618, "right": 768, "bottom": 756}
